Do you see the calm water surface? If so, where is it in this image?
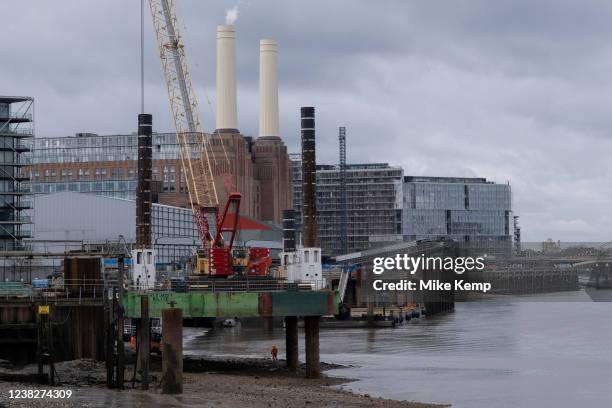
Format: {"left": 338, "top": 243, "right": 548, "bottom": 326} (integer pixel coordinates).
{"left": 184, "top": 290, "right": 612, "bottom": 408}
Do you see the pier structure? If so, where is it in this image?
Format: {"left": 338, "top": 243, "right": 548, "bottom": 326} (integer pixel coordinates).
{"left": 334, "top": 240, "right": 456, "bottom": 316}
{"left": 0, "top": 250, "right": 338, "bottom": 385}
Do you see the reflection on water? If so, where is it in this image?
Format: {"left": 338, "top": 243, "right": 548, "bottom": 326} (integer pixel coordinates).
{"left": 184, "top": 290, "right": 612, "bottom": 408}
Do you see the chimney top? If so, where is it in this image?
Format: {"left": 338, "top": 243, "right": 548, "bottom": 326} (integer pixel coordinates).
{"left": 217, "top": 25, "right": 235, "bottom": 32}
{"left": 259, "top": 38, "right": 279, "bottom": 138}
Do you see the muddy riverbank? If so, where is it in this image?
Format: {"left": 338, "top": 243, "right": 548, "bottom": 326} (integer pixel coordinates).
{"left": 0, "top": 357, "right": 445, "bottom": 408}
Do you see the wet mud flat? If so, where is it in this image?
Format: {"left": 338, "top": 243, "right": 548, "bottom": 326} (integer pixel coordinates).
{"left": 0, "top": 357, "right": 447, "bottom": 408}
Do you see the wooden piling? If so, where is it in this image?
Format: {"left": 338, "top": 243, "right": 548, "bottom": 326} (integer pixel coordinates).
{"left": 48, "top": 315, "right": 54, "bottom": 386}
{"left": 284, "top": 316, "right": 298, "bottom": 370}
{"left": 104, "top": 291, "right": 114, "bottom": 388}
{"left": 37, "top": 312, "right": 43, "bottom": 378}
{"left": 161, "top": 307, "right": 183, "bottom": 394}
{"left": 115, "top": 259, "right": 125, "bottom": 389}
{"left": 139, "top": 295, "right": 150, "bottom": 390}
{"left": 304, "top": 316, "right": 320, "bottom": 379}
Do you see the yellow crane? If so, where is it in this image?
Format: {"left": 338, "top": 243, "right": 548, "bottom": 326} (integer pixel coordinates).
{"left": 148, "top": 0, "right": 241, "bottom": 276}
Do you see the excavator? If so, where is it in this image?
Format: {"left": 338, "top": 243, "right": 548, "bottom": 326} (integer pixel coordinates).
{"left": 148, "top": 0, "right": 271, "bottom": 279}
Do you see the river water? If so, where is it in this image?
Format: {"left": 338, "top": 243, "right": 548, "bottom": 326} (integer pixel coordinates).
{"left": 184, "top": 289, "right": 612, "bottom": 408}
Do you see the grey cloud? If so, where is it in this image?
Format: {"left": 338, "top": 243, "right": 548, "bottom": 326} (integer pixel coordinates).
{"left": 2, "top": 0, "right": 612, "bottom": 241}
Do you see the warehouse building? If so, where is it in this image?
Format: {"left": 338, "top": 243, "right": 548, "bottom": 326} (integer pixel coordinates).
{"left": 30, "top": 192, "right": 281, "bottom": 266}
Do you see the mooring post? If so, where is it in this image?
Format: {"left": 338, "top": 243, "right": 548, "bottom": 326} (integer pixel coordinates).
{"left": 139, "top": 295, "right": 150, "bottom": 390}
{"left": 304, "top": 316, "right": 320, "bottom": 379}
{"left": 36, "top": 311, "right": 43, "bottom": 378}
{"left": 104, "top": 291, "right": 113, "bottom": 388}
{"left": 284, "top": 316, "right": 298, "bottom": 370}
{"left": 48, "top": 314, "right": 54, "bottom": 386}
{"left": 116, "top": 257, "right": 125, "bottom": 389}
{"left": 131, "top": 323, "right": 140, "bottom": 389}
{"left": 161, "top": 305, "right": 183, "bottom": 394}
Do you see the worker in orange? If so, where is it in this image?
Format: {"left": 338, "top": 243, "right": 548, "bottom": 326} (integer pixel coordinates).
{"left": 271, "top": 345, "right": 278, "bottom": 361}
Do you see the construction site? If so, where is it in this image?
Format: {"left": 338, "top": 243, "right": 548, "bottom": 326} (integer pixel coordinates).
{"left": 4, "top": 2, "right": 610, "bottom": 408}
{"left": 0, "top": 2, "right": 451, "bottom": 406}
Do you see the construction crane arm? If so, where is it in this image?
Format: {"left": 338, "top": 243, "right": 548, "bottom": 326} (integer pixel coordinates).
{"left": 148, "top": 0, "right": 219, "bottom": 244}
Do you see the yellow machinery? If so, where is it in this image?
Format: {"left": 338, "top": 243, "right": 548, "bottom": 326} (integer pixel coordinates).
{"left": 194, "top": 249, "right": 209, "bottom": 275}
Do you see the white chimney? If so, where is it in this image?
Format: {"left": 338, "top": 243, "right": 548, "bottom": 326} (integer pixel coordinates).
{"left": 216, "top": 25, "right": 238, "bottom": 132}
{"left": 259, "top": 39, "right": 279, "bottom": 137}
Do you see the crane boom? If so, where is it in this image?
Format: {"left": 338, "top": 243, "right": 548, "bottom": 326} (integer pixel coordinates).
{"left": 149, "top": 0, "right": 249, "bottom": 277}
{"left": 148, "top": 0, "right": 218, "bottom": 244}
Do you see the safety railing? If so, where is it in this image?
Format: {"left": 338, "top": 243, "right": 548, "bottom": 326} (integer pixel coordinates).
{"left": 0, "top": 112, "right": 32, "bottom": 121}
{"left": 0, "top": 128, "right": 33, "bottom": 135}
{"left": 0, "top": 215, "right": 32, "bottom": 223}
{"left": 177, "top": 279, "right": 328, "bottom": 293}
{"left": 0, "top": 279, "right": 111, "bottom": 302}
{"left": 0, "top": 278, "right": 331, "bottom": 301}
{"left": 0, "top": 138, "right": 33, "bottom": 151}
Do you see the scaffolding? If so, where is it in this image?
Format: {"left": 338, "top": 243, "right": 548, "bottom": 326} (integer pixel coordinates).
{"left": 317, "top": 163, "right": 404, "bottom": 256}
{"left": 513, "top": 215, "right": 521, "bottom": 255}
{"left": 338, "top": 127, "right": 347, "bottom": 255}
{"left": 0, "top": 96, "right": 34, "bottom": 251}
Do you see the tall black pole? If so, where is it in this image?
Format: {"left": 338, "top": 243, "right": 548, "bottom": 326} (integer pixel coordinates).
{"left": 301, "top": 107, "right": 317, "bottom": 248}
{"left": 137, "top": 114, "right": 153, "bottom": 248}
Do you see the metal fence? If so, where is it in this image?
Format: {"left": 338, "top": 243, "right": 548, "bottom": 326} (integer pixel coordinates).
{"left": 0, "top": 278, "right": 328, "bottom": 301}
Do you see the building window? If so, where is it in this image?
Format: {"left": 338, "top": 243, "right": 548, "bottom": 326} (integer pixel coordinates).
{"left": 179, "top": 168, "right": 186, "bottom": 192}
{"left": 170, "top": 166, "right": 176, "bottom": 192}
{"left": 163, "top": 166, "right": 169, "bottom": 192}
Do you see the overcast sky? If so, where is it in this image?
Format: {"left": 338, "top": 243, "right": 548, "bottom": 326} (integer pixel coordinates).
{"left": 2, "top": 0, "right": 612, "bottom": 242}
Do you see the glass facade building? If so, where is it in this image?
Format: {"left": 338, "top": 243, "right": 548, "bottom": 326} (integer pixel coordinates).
{"left": 290, "top": 160, "right": 514, "bottom": 257}
{"left": 403, "top": 176, "right": 512, "bottom": 254}
{"left": 0, "top": 97, "right": 34, "bottom": 250}
{"left": 30, "top": 132, "right": 200, "bottom": 164}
